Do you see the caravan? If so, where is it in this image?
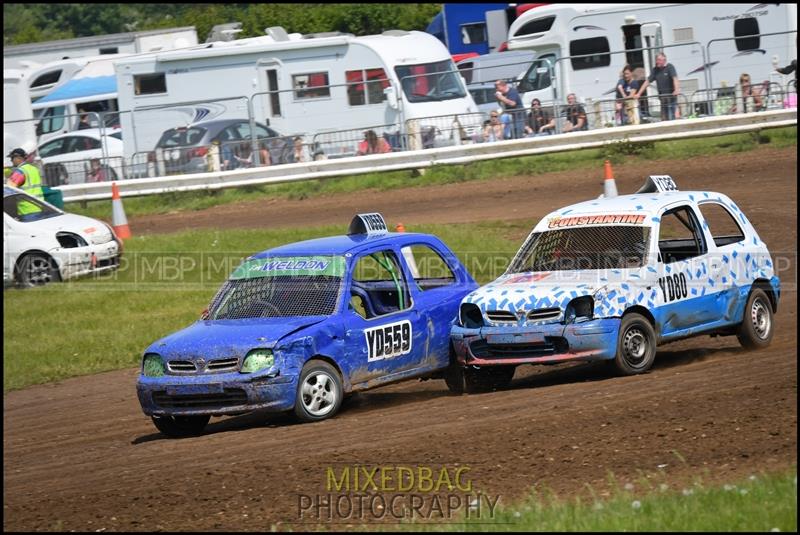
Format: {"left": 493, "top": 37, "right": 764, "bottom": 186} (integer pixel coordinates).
{"left": 3, "top": 70, "right": 37, "bottom": 163}
{"left": 114, "top": 28, "right": 482, "bottom": 163}
{"left": 506, "top": 3, "right": 797, "bottom": 116}
{"left": 30, "top": 55, "right": 127, "bottom": 145}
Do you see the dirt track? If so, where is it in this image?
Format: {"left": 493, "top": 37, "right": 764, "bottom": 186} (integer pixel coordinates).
{"left": 4, "top": 146, "right": 797, "bottom": 531}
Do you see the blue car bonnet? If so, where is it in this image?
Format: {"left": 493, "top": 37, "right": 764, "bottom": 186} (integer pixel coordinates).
{"left": 146, "top": 316, "right": 328, "bottom": 361}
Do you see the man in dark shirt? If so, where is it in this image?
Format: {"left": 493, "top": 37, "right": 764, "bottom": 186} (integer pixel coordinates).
{"left": 562, "top": 93, "right": 587, "bottom": 132}
{"left": 636, "top": 52, "right": 681, "bottom": 121}
{"left": 494, "top": 79, "right": 525, "bottom": 139}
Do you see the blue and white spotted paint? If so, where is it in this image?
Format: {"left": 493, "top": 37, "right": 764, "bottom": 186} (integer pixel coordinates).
{"left": 459, "top": 189, "right": 779, "bottom": 342}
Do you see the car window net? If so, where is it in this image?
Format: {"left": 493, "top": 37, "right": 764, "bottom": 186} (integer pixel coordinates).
{"left": 209, "top": 275, "right": 342, "bottom": 319}
{"left": 508, "top": 225, "right": 651, "bottom": 272}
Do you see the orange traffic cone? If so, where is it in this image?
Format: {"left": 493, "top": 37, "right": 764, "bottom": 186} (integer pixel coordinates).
{"left": 111, "top": 182, "right": 131, "bottom": 240}
{"left": 395, "top": 222, "right": 406, "bottom": 232}
{"left": 603, "top": 160, "right": 618, "bottom": 198}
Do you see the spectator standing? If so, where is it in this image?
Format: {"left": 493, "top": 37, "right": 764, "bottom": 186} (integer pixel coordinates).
{"left": 562, "top": 93, "right": 588, "bottom": 132}
{"left": 357, "top": 130, "right": 392, "bottom": 155}
{"left": 494, "top": 79, "right": 525, "bottom": 139}
{"left": 482, "top": 112, "right": 505, "bottom": 142}
{"left": 220, "top": 141, "right": 238, "bottom": 170}
{"left": 635, "top": 52, "right": 680, "bottom": 121}
{"left": 615, "top": 65, "right": 642, "bottom": 125}
{"left": 524, "top": 99, "right": 555, "bottom": 136}
{"left": 7, "top": 148, "right": 44, "bottom": 199}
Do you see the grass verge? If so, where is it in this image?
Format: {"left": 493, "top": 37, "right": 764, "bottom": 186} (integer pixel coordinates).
{"left": 402, "top": 469, "right": 797, "bottom": 532}
{"left": 66, "top": 126, "right": 797, "bottom": 221}
{"left": 3, "top": 221, "right": 527, "bottom": 391}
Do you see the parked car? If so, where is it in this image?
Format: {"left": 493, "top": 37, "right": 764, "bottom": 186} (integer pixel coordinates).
{"left": 449, "top": 175, "right": 780, "bottom": 392}
{"left": 136, "top": 213, "right": 478, "bottom": 436}
{"left": 3, "top": 186, "right": 122, "bottom": 287}
{"left": 153, "top": 119, "right": 294, "bottom": 175}
{"left": 35, "top": 128, "right": 124, "bottom": 186}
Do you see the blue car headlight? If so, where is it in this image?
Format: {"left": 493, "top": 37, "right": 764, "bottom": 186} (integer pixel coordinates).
{"left": 142, "top": 353, "right": 165, "bottom": 377}
{"left": 241, "top": 349, "right": 274, "bottom": 374}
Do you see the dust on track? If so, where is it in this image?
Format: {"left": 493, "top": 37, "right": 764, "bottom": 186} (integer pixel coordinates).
{"left": 4, "top": 146, "right": 797, "bottom": 531}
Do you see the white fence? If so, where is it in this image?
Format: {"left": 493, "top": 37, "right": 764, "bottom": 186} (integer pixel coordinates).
{"left": 56, "top": 109, "right": 797, "bottom": 203}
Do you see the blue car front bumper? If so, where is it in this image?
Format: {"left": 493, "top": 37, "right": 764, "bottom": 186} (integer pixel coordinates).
{"left": 451, "top": 318, "right": 621, "bottom": 367}
{"left": 137, "top": 369, "right": 298, "bottom": 417}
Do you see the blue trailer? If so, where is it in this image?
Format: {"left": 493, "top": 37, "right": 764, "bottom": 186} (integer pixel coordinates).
{"left": 426, "top": 3, "right": 515, "bottom": 57}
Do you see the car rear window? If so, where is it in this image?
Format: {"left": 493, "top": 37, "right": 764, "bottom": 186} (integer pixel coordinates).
{"left": 509, "top": 225, "right": 651, "bottom": 272}
{"left": 156, "top": 127, "right": 206, "bottom": 148}
{"left": 208, "top": 256, "right": 345, "bottom": 319}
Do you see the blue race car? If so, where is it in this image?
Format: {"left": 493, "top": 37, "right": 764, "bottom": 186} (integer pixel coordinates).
{"left": 449, "top": 175, "right": 780, "bottom": 392}
{"left": 136, "top": 214, "right": 477, "bottom": 436}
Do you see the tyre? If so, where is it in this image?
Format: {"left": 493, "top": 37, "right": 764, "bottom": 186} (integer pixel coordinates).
{"left": 17, "top": 253, "right": 60, "bottom": 288}
{"left": 445, "top": 365, "right": 515, "bottom": 394}
{"left": 613, "top": 313, "right": 657, "bottom": 375}
{"left": 151, "top": 414, "right": 210, "bottom": 437}
{"left": 294, "top": 360, "right": 343, "bottom": 422}
{"left": 444, "top": 364, "right": 466, "bottom": 394}
{"left": 737, "top": 288, "right": 774, "bottom": 349}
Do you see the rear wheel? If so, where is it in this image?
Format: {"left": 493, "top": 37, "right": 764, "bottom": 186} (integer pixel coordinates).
{"left": 17, "top": 253, "right": 60, "bottom": 287}
{"left": 737, "top": 288, "right": 774, "bottom": 349}
{"left": 613, "top": 313, "right": 657, "bottom": 375}
{"left": 151, "top": 415, "right": 210, "bottom": 437}
{"left": 294, "top": 360, "right": 343, "bottom": 422}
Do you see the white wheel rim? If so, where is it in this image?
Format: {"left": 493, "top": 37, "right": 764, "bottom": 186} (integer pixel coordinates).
{"left": 751, "top": 298, "right": 771, "bottom": 340}
{"left": 26, "top": 257, "right": 53, "bottom": 285}
{"left": 301, "top": 371, "right": 337, "bottom": 417}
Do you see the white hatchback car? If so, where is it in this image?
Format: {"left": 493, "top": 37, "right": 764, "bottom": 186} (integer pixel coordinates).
{"left": 36, "top": 128, "right": 124, "bottom": 186}
{"left": 3, "top": 186, "right": 122, "bottom": 287}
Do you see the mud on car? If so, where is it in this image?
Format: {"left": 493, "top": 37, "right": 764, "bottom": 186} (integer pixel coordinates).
{"left": 136, "top": 214, "right": 478, "bottom": 437}
{"left": 448, "top": 175, "right": 780, "bottom": 393}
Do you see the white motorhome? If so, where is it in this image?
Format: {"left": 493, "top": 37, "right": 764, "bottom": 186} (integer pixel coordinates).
{"left": 24, "top": 57, "right": 97, "bottom": 102}
{"left": 114, "top": 27, "right": 482, "bottom": 160}
{"left": 3, "top": 70, "right": 37, "bottom": 164}
{"left": 30, "top": 55, "right": 128, "bottom": 145}
{"left": 506, "top": 3, "right": 797, "bottom": 111}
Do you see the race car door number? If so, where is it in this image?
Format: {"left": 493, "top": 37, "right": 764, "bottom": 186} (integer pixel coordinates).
{"left": 365, "top": 320, "right": 412, "bottom": 362}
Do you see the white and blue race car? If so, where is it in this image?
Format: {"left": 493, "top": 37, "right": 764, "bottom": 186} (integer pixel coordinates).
{"left": 448, "top": 176, "right": 780, "bottom": 393}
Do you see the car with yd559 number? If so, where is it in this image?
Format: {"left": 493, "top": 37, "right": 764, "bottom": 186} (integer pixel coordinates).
{"left": 449, "top": 175, "right": 780, "bottom": 392}
{"left": 136, "top": 214, "right": 478, "bottom": 437}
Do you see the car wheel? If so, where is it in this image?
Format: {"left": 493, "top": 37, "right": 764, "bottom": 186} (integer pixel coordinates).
{"left": 294, "top": 360, "right": 343, "bottom": 422}
{"left": 17, "top": 253, "right": 60, "bottom": 288}
{"left": 444, "top": 364, "right": 467, "bottom": 394}
{"left": 151, "top": 414, "right": 210, "bottom": 437}
{"left": 613, "top": 313, "right": 657, "bottom": 375}
{"left": 468, "top": 366, "right": 516, "bottom": 392}
{"left": 446, "top": 365, "right": 515, "bottom": 394}
{"left": 737, "top": 288, "right": 774, "bottom": 349}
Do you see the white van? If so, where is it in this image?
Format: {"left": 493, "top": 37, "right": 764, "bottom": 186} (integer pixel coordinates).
{"left": 114, "top": 27, "right": 482, "bottom": 161}
{"left": 456, "top": 50, "right": 536, "bottom": 116}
